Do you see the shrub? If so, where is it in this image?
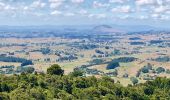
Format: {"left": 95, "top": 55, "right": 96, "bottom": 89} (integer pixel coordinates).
{"left": 141, "top": 67, "right": 149, "bottom": 73}
{"left": 156, "top": 67, "right": 165, "bottom": 74}
{"left": 106, "top": 62, "right": 119, "bottom": 70}
{"left": 22, "top": 67, "right": 35, "bottom": 74}
{"left": 69, "top": 70, "right": 84, "bottom": 77}
{"left": 166, "top": 69, "right": 170, "bottom": 74}
{"left": 123, "top": 73, "right": 129, "bottom": 78}
{"left": 47, "top": 64, "right": 64, "bottom": 75}
{"left": 130, "top": 77, "right": 138, "bottom": 85}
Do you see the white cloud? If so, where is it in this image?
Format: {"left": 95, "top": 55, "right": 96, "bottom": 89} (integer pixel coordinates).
{"left": 22, "top": 1, "right": 46, "bottom": 11}
{"left": 151, "top": 13, "right": 160, "bottom": 18}
{"left": 135, "top": 0, "right": 156, "bottom": 6}
{"left": 139, "top": 15, "right": 148, "bottom": 19}
{"left": 4, "top": 5, "right": 16, "bottom": 10}
{"left": 50, "top": 3, "right": 62, "bottom": 8}
{"left": 71, "top": 0, "right": 84, "bottom": 3}
{"left": 0, "top": 2, "right": 6, "bottom": 10}
{"left": 154, "top": 6, "right": 169, "bottom": 13}
{"left": 88, "top": 13, "right": 106, "bottom": 19}
{"left": 93, "top": 1, "right": 109, "bottom": 8}
{"left": 49, "top": 0, "right": 64, "bottom": 9}
{"left": 111, "top": 5, "right": 132, "bottom": 13}
{"left": 120, "top": 15, "right": 130, "bottom": 19}
{"left": 160, "top": 15, "right": 169, "bottom": 20}
{"left": 33, "top": 12, "right": 44, "bottom": 17}
{"left": 0, "top": 2, "right": 5, "bottom": 7}
{"left": 0, "top": 2, "right": 16, "bottom": 11}
{"left": 96, "top": 14, "right": 106, "bottom": 19}
{"left": 0, "top": 0, "right": 169, "bottom": 23}
{"left": 65, "top": 12, "right": 75, "bottom": 16}
{"left": 51, "top": 10, "right": 62, "bottom": 15}
{"left": 23, "top": 6, "right": 28, "bottom": 10}
{"left": 79, "top": 9, "right": 87, "bottom": 15}
{"left": 109, "top": 0, "right": 127, "bottom": 3}
{"left": 31, "top": 1, "right": 46, "bottom": 8}
{"left": 151, "top": 13, "right": 170, "bottom": 20}
{"left": 49, "top": 0, "right": 64, "bottom": 3}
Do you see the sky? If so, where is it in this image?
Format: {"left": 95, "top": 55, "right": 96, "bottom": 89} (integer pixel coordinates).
{"left": 0, "top": 0, "right": 170, "bottom": 27}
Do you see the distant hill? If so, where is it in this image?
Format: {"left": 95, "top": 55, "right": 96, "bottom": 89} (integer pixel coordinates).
{"left": 92, "top": 25, "right": 124, "bottom": 33}
{"left": 0, "top": 24, "right": 169, "bottom": 33}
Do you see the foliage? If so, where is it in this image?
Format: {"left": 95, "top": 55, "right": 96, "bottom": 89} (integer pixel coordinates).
{"left": 47, "top": 64, "right": 64, "bottom": 75}
{"left": 130, "top": 77, "right": 138, "bottom": 85}
{"left": 21, "top": 60, "right": 33, "bottom": 66}
{"left": 41, "top": 48, "right": 51, "bottom": 55}
{"left": 141, "top": 66, "right": 149, "bottom": 73}
{"left": 89, "top": 59, "right": 104, "bottom": 65}
{"left": 106, "top": 69, "right": 118, "bottom": 77}
{"left": 22, "top": 67, "right": 35, "bottom": 74}
{"left": 130, "top": 42, "right": 145, "bottom": 45}
{"left": 112, "top": 57, "right": 137, "bottom": 63}
{"left": 112, "top": 49, "right": 121, "bottom": 55}
{"left": 123, "top": 73, "right": 129, "bottom": 78}
{"left": 1, "top": 65, "right": 170, "bottom": 99}
{"left": 129, "top": 37, "right": 141, "bottom": 40}
{"left": 0, "top": 56, "right": 33, "bottom": 66}
{"left": 153, "top": 56, "right": 170, "bottom": 62}
{"left": 150, "top": 40, "right": 163, "bottom": 44}
{"left": 69, "top": 70, "right": 84, "bottom": 77}
{"left": 95, "top": 50, "right": 104, "bottom": 54}
{"left": 106, "top": 62, "right": 119, "bottom": 70}
{"left": 166, "top": 69, "right": 170, "bottom": 74}
{"left": 156, "top": 67, "right": 165, "bottom": 74}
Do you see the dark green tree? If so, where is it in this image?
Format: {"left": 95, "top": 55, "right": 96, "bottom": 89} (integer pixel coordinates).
{"left": 47, "top": 64, "right": 64, "bottom": 75}
{"left": 69, "top": 70, "right": 84, "bottom": 77}
{"left": 130, "top": 77, "right": 138, "bottom": 85}
{"left": 22, "top": 67, "right": 35, "bottom": 74}
{"left": 156, "top": 67, "right": 165, "bottom": 74}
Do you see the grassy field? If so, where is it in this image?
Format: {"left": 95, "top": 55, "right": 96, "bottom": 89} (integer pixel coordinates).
{"left": 0, "top": 33, "right": 170, "bottom": 86}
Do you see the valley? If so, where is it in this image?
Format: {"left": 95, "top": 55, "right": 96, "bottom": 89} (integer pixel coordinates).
{"left": 0, "top": 28, "right": 169, "bottom": 86}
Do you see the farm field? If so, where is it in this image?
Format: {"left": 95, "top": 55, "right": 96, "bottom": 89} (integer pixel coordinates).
{"left": 0, "top": 31, "right": 170, "bottom": 86}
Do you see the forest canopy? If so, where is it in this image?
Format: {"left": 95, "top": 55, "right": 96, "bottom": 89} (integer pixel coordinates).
{"left": 0, "top": 64, "right": 170, "bottom": 100}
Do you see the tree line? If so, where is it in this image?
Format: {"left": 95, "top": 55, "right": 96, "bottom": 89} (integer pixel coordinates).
{"left": 0, "top": 56, "right": 33, "bottom": 66}
{"left": 0, "top": 64, "right": 170, "bottom": 100}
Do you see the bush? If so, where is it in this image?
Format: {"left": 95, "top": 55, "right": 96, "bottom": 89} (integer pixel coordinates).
{"left": 0, "top": 93, "right": 10, "bottom": 100}
{"left": 89, "top": 59, "right": 104, "bottom": 65}
{"left": 166, "top": 69, "right": 170, "bottom": 74}
{"left": 130, "top": 77, "right": 138, "bottom": 85}
{"left": 106, "top": 62, "right": 119, "bottom": 70}
{"left": 141, "top": 67, "right": 149, "bottom": 73}
{"left": 156, "top": 67, "right": 165, "bottom": 74}
{"left": 146, "top": 63, "right": 152, "bottom": 70}
{"left": 123, "top": 73, "right": 128, "bottom": 78}
{"left": 112, "top": 49, "right": 121, "bottom": 55}
{"left": 47, "top": 64, "right": 64, "bottom": 75}
{"left": 41, "top": 48, "right": 51, "bottom": 55}
{"left": 112, "top": 57, "right": 137, "bottom": 63}
{"left": 144, "top": 87, "right": 154, "bottom": 95}
{"left": 21, "top": 60, "right": 33, "bottom": 66}
{"left": 22, "top": 67, "right": 35, "bottom": 74}
{"left": 0, "top": 56, "right": 33, "bottom": 66}
{"left": 154, "top": 56, "right": 170, "bottom": 62}
{"left": 95, "top": 50, "right": 104, "bottom": 54}
{"left": 69, "top": 70, "right": 84, "bottom": 77}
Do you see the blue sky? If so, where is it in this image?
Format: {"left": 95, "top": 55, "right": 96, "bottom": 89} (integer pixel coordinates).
{"left": 0, "top": 0, "right": 170, "bottom": 27}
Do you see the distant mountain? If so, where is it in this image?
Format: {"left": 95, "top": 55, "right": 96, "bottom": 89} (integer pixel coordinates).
{"left": 92, "top": 25, "right": 124, "bottom": 33}
{"left": 0, "top": 24, "right": 169, "bottom": 33}
{"left": 92, "top": 24, "right": 167, "bottom": 33}
{"left": 113, "top": 25, "right": 156, "bottom": 32}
